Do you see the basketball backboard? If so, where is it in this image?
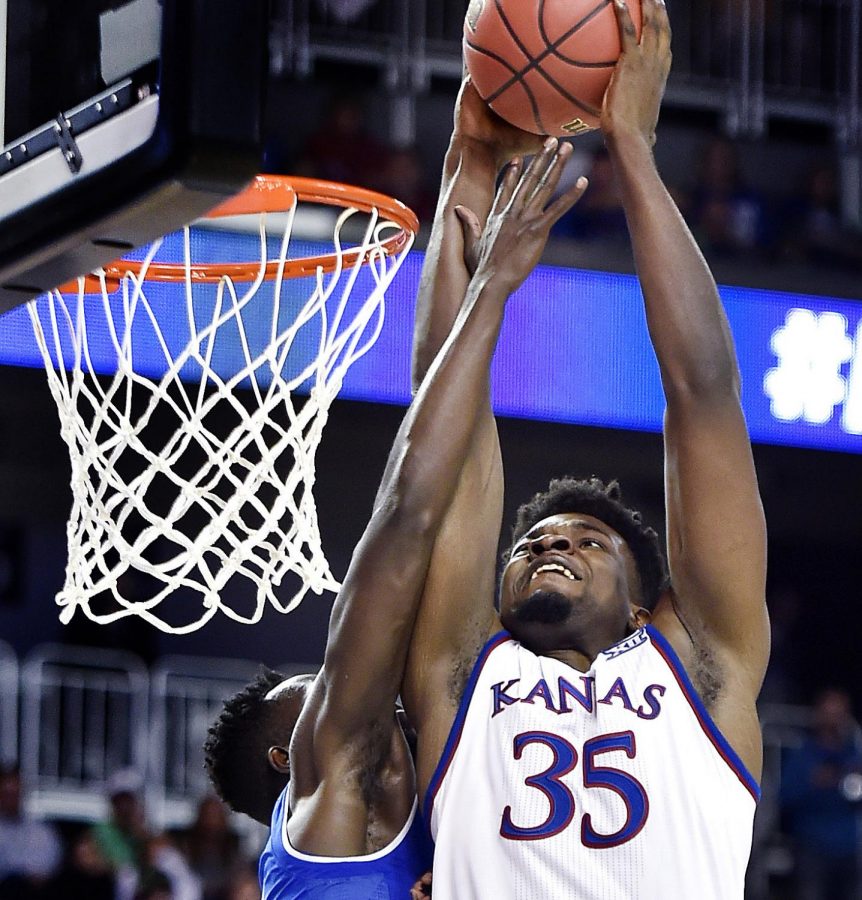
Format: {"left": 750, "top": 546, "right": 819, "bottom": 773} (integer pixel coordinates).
{"left": 0, "top": 0, "right": 269, "bottom": 313}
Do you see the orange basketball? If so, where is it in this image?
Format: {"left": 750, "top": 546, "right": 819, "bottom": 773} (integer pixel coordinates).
{"left": 464, "top": 0, "right": 643, "bottom": 136}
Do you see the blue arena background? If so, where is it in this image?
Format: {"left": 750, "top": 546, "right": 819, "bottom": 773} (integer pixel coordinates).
{"left": 2, "top": 229, "right": 861, "bottom": 454}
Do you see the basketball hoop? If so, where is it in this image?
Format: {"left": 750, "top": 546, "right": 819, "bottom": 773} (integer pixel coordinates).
{"left": 28, "top": 175, "right": 418, "bottom": 634}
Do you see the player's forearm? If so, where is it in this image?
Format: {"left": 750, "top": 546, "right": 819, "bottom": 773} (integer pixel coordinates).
{"left": 376, "top": 136, "right": 499, "bottom": 512}
{"left": 386, "top": 273, "right": 507, "bottom": 525}
{"left": 608, "top": 133, "right": 741, "bottom": 401}
{"left": 403, "top": 140, "right": 581, "bottom": 513}
{"left": 412, "top": 136, "right": 500, "bottom": 390}
{"left": 320, "top": 278, "right": 505, "bottom": 727}
{"left": 321, "top": 286, "right": 502, "bottom": 705}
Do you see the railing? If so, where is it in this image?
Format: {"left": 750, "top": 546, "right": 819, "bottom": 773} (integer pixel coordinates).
{"left": 747, "top": 703, "right": 815, "bottom": 897}
{"left": 0, "top": 639, "right": 17, "bottom": 765}
{"left": 148, "top": 654, "right": 312, "bottom": 847}
{"left": 277, "top": 0, "right": 413, "bottom": 86}
{"left": 19, "top": 644, "right": 149, "bottom": 822}
{"left": 149, "top": 654, "right": 267, "bottom": 831}
{"left": 275, "top": 0, "right": 862, "bottom": 146}
{"left": 11, "top": 643, "right": 312, "bottom": 841}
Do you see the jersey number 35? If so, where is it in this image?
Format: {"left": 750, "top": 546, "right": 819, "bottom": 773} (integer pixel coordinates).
{"left": 500, "top": 729, "right": 649, "bottom": 848}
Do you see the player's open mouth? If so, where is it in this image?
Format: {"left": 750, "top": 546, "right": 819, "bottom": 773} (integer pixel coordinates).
{"left": 530, "top": 562, "right": 580, "bottom": 582}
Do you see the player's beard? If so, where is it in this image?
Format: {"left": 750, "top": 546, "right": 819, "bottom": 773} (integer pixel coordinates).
{"left": 513, "top": 589, "right": 572, "bottom": 624}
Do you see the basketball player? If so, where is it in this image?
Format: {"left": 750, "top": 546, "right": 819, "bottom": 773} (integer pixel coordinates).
{"left": 203, "top": 143, "right": 587, "bottom": 897}
{"left": 402, "top": 0, "right": 770, "bottom": 897}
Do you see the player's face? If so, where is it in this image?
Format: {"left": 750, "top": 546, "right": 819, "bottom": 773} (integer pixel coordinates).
{"left": 499, "top": 513, "right": 642, "bottom": 655}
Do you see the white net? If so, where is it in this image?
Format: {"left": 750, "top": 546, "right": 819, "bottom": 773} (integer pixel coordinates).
{"left": 27, "top": 194, "right": 414, "bottom": 633}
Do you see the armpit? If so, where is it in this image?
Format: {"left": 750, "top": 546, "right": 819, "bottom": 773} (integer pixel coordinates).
{"left": 690, "top": 640, "right": 723, "bottom": 713}
{"left": 667, "top": 591, "right": 723, "bottom": 712}
{"left": 448, "top": 654, "right": 474, "bottom": 705}
{"left": 447, "top": 635, "right": 488, "bottom": 705}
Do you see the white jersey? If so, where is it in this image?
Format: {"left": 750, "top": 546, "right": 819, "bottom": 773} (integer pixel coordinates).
{"left": 426, "top": 625, "right": 759, "bottom": 900}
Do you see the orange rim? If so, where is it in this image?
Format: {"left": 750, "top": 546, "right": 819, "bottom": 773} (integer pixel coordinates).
{"left": 60, "top": 175, "right": 420, "bottom": 293}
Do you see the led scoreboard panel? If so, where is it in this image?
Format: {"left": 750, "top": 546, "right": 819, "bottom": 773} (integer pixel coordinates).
{"left": 3, "top": 234, "right": 861, "bottom": 454}
{"left": 340, "top": 259, "right": 862, "bottom": 454}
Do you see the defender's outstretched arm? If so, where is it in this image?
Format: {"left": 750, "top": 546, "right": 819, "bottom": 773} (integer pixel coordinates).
{"left": 398, "top": 84, "right": 544, "bottom": 779}
{"left": 404, "top": 78, "right": 542, "bottom": 776}
{"left": 403, "top": 139, "right": 588, "bottom": 795}
{"left": 292, "top": 142, "right": 585, "bottom": 849}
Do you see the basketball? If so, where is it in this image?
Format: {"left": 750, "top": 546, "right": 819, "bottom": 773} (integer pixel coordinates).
{"left": 464, "top": 0, "right": 643, "bottom": 136}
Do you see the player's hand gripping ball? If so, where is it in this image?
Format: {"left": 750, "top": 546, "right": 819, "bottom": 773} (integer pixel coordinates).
{"left": 464, "top": 0, "right": 643, "bottom": 136}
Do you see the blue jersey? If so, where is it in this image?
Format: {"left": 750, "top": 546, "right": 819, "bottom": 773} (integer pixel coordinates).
{"left": 259, "top": 787, "right": 433, "bottom": 899}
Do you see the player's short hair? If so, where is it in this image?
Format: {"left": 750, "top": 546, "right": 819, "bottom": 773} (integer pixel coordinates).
{"left": 506, "top": 476, "right": 668, "bottom": 611}
{"left": 203, "top": 667, "right": 289, "bottom": 826}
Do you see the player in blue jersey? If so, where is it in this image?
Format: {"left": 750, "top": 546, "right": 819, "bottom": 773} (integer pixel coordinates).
{"left": 401, "top": 0, "right": 771, "bottom": 896}
{"left": 202, "top": 138, "right": 586, "bottom": 896}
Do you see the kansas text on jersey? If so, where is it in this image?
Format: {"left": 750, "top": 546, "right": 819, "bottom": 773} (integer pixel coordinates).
{"left": 426, "top": 625, "right": 759, "bottom": 899}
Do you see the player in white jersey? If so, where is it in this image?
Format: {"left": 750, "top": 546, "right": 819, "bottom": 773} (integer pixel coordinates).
{"left": 402, "top": 0, "right": 770, "bottom": 897}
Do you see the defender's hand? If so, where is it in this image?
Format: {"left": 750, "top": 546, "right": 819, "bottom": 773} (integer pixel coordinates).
{"left": 601, "top": 0, "right": 672, "bottom": 147}
{"left": 410, "top": 871, "right": 433, "bottom": 898}
{"left": 455, "top": 138, "right": 588, "bottom": 291}
{"left": 453, "top": 79, "right": 546, "bottom": 167}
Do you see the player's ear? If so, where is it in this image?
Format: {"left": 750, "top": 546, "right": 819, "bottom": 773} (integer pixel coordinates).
{"left": 629, "top": 605, "right": 651, "bottom": 631}
{"left": 267, "top": 746, "right": 290, "bottom": 775}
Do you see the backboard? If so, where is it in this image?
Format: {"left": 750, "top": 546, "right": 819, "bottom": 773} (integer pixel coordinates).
{"left": 0, "top": 0, "right": 269, "bottom": 313}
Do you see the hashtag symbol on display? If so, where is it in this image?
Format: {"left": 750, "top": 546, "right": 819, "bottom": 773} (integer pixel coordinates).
{"left": 763, "top": 309, "right": 862, "bottom": 433}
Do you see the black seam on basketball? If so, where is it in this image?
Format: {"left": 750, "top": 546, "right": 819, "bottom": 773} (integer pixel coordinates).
{"left": 538, "top": 0, "right": 618, "bottom": 67}
{"left": 487, "top": 0, "right": 545, "bottom": 98}
{"left": 485, "top": 0, "right": 614, "bottom": 118}
{"left": 484, "top": 45, "right": 602, "bottom": 121}
{"left": 533, "top": 68, "right": 602, "bottom": 119}
{"left": 495, "top": 0, "right": 532, "bottom": 54}
{"left": 465, "top": 37, "right": 524, "bottom": 80}
{"left": 465, "top": 43, "right": 545, "bottom": 131}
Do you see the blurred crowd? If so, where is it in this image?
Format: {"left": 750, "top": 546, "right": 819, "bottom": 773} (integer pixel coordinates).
{"left": 0, "top": 768, "right": 261, "bottom": 900}
{"left": 307, "top": 0, "right": 847, "bottom": 97}
{"left": 776, "top": 688, "right": 862, "bottom": 900}
{"left": 277, "top": 94, "right": 862, "bottom": 276}
{"left": 285, "top": 96, "right": 437, "bottom": 226}
{"left": 753, "top": 582, "right": 862, "bottom": 900}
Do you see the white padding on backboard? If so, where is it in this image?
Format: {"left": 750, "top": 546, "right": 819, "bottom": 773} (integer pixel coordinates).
{"left": 0, "top": 93, "right": 159, "bottom": 220}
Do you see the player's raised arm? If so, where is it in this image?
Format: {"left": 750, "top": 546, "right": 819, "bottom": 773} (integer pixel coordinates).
{"left": 411, "top": 80, "right": 544, "bottom": 388}
{"left": 399, "top": 83, "right": 545, "bottom": 773}
{"left": 404, "top": 141, "right": 588, "bottom": 793}
{"left": 603, "top": 0, "right": 769, "bottom": 744}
